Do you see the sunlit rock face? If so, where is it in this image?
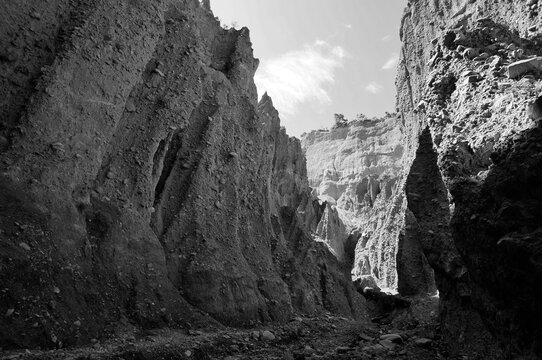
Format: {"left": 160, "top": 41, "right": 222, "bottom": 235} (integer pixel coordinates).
{"left": 301, "top": 116, "right": 435, "bottom": 294}
{"left": 398, "top": 0, "right": 542, "bottom": 357}
{"left": 0, "top": 0, "right": 366, "bottom": 349}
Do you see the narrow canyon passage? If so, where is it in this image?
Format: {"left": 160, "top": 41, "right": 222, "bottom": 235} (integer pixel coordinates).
{"left": 2, "top": 0, "right": 542, "bottom": 359}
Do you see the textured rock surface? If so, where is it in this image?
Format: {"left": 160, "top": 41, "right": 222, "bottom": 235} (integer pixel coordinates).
{"left": 3, "top": 0, "right": 542, "bottom": 357}
{"left": 301, "top": 116, "right": 435, "bottom": 295}
{"left": 398, "top": 0, "right": 542, "bottom": 357}
{"left": 301, "top": 1, "right": 542, "bottom": 356}
{"left": 313, "top": 201, "right": 350, "bottom": 263}
{"left": 0, "top": 0, "right": 365, "bottom": 350}
{"left": 301, "top": 117, "right": 403, "bottom": 212}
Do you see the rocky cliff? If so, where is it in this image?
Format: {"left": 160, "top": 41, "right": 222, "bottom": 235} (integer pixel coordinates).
{"left": 301, "top": 116, "right": 435, "bottom": 296}
{"left": 0, "top": 0, "right": 364, "bottom": 349}
{"left": 398, "top": 0, "right": 542, "bottom": 357}
{"left": 3, "top": 0, "right": 542, "bottom": 357}
{"left": 300, "top": 1, "right": 542, "bottom": 357}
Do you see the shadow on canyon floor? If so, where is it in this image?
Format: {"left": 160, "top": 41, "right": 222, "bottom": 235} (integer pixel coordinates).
{"left": 1, "top": 294, "right": 442, "bottom": 360}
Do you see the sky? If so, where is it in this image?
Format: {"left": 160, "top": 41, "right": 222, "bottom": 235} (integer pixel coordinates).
{"left": 212, "top": 1, "right": 407, "bottom": 137}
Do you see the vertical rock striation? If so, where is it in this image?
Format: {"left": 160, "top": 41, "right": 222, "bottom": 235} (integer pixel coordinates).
{"left": 0, "top": 0, "right": 364, "bottom": 350}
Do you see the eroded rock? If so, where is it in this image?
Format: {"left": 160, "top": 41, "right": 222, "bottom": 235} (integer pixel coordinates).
{"left": 0, "top": 0, "right": 365, "bottom": 350}
{"left": 398, "top": 0, "right": 542, "bottom": 357}
{"left": 507, "top": 57, "right": 542, "bottom": 79}
{"left": 301, "top": 116, "right": 415, "bottom": 293}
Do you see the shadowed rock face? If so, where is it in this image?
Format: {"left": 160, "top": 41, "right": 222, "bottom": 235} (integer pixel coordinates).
{"left": 0, "top": 0, "right": 365, "bottom": 349}
{"left": 399, "top": 0, "right": 542, "bottom": 357}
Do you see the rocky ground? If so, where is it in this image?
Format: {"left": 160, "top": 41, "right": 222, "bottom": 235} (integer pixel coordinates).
{"left": 1, "top": 295, "right": 442, "bottom": 360}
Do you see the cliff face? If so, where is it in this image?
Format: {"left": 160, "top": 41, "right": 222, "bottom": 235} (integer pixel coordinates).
{"left": 301, "top": 117, "right": 435, "bottom": 295}
{"left": 0, "top": 0, "right": 364, "bottom": 349}
{"left": 399, "top": 0, "right": 542, "bottom": 357}
{"left": 302, "top": 117, "right": 403, "bottom": 205}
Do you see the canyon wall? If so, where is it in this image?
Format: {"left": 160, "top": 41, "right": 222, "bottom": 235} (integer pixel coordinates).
{"left": 0, "top": 0, "right": 365, "bottom": 349}
{"left": 399, "top": 0, "right": 542, "bottom": 357}
{"left": 301, "top": 116, "right": 435, "bottom": 295}
{"left": 3, "top": 0, "right": 542, "bottom": 357}
{"left": 302, "top": 1, "right": 542, "bottom": 356}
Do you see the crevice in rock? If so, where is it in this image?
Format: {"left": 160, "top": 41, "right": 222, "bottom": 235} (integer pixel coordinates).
{"left": 152, "top": 138, "right": 168, "bottom": 179}
{"left": 343, "top": 231, "right": 360, "bottom": 270}
{"left": 152, "top": 128, "right": 183, "bottom": 210}
{"left": 319, "top": 263, "right": 329, "bottom": 309}
{"left": 151, "top": 102, "right": 218, "bottom": 237}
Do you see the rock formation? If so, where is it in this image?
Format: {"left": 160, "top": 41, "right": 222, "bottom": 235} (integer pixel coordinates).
{"left": 300, "top": 1, "right": 542, "bottom": 357}
{"left": 398, "top": 0, "right": 542, "bottom": 357}
{"left": 301, "top": 116, "right": 435, "bottom": 296}
{"left": 0, "top": 0, "right": 365, "bottom": 350}
{"left": 2, "top": 0, "right": 542, "bottom": 358}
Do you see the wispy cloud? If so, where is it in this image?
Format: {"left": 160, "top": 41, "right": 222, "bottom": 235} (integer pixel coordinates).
{"left": 255, "top": 41, "right": 346, "bottom": 117}
{"left": 364, "top": 82, "right": 383, "bottom": 94}
{"left": 382, "top": 53, "right": 399, "bottom": 70}
{"left": 382, "top": 34, "right": 393, "bottom": 42}
{"left": 345, "top": 24, "right": 353, "bottom": 29}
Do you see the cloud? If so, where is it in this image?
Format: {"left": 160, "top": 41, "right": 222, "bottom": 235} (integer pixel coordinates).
{"left": 315, "top": 39, "right": 327, "bottom": 46}
{"left": 255, "top": 41, "right": 346, "bottom": 117}
{"left": 345, "top": 24, "right": 353, "bottom": 29}
{"left": 382, "top": 53, "right": 399, "bottom": 70}
{"left": 364, "top": 82, "right": 383, "bottom": 94}
{"left": 382, "top": 34, "right": 393, "bottom": 42}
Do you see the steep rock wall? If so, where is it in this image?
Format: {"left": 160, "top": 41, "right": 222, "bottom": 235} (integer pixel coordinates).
{"left": 399, "top": 0, "right": 542, "bottom": 357}
{"left": 0, "top": 0, "right": 365, "bottom": 350}
{"left": 301, "top": 117, "right": 435, "bottom": 295}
